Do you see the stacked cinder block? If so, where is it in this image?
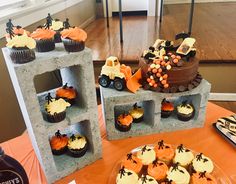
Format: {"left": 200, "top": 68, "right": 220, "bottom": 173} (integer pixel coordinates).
{"left": 2, "top": 44, "right": 102, "bottom": 183}
{"left": 100, "top": 79, "right": 211, "bottom": 140}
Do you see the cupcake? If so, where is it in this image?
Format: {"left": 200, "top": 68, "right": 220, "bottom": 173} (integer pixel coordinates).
{"left": 50, "top": 19, "right": 64, "bottom": 43}
{"left": 129, "top": 103, "right": 144, "bottom": 123}
{"left": 121, "top": 153, "right": 143, "bottom": 173}
{"left": 136, "top": 145, "right": 156, "bottom": 165}
{"left": 49, "top": 130, "right": 68, "bottom": 155}
{"left": 31, "top": 26, "right": 56, "bottom": 52}
{"left": 116, "top": 167, "right": 139, "bottom": 184}
{"left": 167, "top": 163, "right": 190, "bottom": 184}
{"left": 44, "top": 93, "right": 71, "bottom": 123}
{"left": 61, "top": 26, "right": 87, "bottom": 52}
{"left": 138, "top": 175, "right": 158, "bottom": 184}
{"left": 56, "top": 83, "right": 77, "bottom": 105}
{"left": 161, "top": 99, "right": 174, "bottom": 118}
{"left": 173, "top": 144, "right": 194, "bottom": 167}
{"left": 161, "top": 179, "right": 176, "bottom": 184}
{"left": 191, "top": 171, "right": 217, "bottom": 184}
{"left": 115, "top": 113, "right": 133, "bottom": 132}
{"left": 176, "top": 101, "right": 195, "bottom": 121}
{"left": 147, "top": 159, "right": 168, "bottom": 181}
{"left": 191, "top": 153, "right": 214, "bottom": 173}
{"left": 154, "top": 140, "right": 175, "bottom": 165}
{"left": 67, "top": 134, "right": 88, "bottom": 157}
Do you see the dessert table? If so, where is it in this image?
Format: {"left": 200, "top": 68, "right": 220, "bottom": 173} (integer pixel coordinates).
{"left": 1, "top": 102, "right": 235, "bottom": 184}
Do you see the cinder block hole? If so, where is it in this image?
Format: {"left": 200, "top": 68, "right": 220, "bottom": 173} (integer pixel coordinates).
{"left": 160, "top": 94, "right": 201, "bottom": 122}
{"left": 114, "top": 100, "right": 155, "bottom": 129}
{"left": 49, "top": 120, "right": 94, "bottom": 172}
{"left": 34, "top": 65, "right": 88, "bottom": 123}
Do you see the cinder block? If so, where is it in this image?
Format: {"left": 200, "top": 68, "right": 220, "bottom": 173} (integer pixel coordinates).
{"left": 2, "top": 43, "right": 102, "bottom": 183}
{"left": 100, "top": 79, "right": 211, "bottom": 140}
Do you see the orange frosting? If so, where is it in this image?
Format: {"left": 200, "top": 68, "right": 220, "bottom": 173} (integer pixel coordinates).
{"left": 56, "top": 85, "right": 77, "bottom": 99}
{"left": 191, "top": 172, "right": 217, "bottom": 184}
{"left": 121, "top": 153, "right": 143, "bottom": 173}
{"left": 5, "top": 27, "right": 30, "bottom": 39}
{"left": 117, "top": 114, "right": 133, "bottom": 126}
{"left": 154, "top": 141, "right": 175, "bottom": 162}
{"left": 50, "top": 135, "right": 68, "bottom": 150}
{"left": 161, "top": 101, "right": 174, "bottom": 111}
{"left": 60, "top": 27, "right": 87, "bottom": 42}
{"left": 147, "top": 160, "right": 168, "bottom": 180}
{"left": 31, "top": 28, "right": 56, "bottom": 40}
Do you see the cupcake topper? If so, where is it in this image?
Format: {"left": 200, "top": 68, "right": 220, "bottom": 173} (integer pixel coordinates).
{"left": 63, "top": 18, "right": 71, "bottom": 29}
{"left": 177, "top": 144, "right": 184, "bottom": 153}
{"left": 140, "top": 175, "right": 154, "bottom": 184}
{"left": 126, "top": 153, "right": 137, "bottom": 164}
{"left": 70, "top": 134, "right": 76, "bottom": 141}
{"left": 141, "top": 145, "right": 151, "bottom": 155}
{"left": 55, "top": 130, "right": 61, "bottom": 137}
{"left": 45, "top": 93, "right": 53, "bottom": 104}
{"left": 163, "top": 179, "right": 174, "bottom": 184}
{"left": 171, "top": 162, "right": 180, "bottom": 171}
{"left": 6, "top": 19, "right": 15, "bottom": 39}
{"left": 62, "top": 83, "right": 68, "bottom": 89}
{"left": 199, "top": 171, "right": 207, "bottom": 178}
{"left": 45, "top": 13, "right": 53, "bottom": 29}
{"left": 119, "top": 166, "right": 133, "bottom": 179}
{"left": 152, "top": 159, "right": 159, "bottom": 167}
{"left": 158, "top": 140, "right": 165, "bottom": 149}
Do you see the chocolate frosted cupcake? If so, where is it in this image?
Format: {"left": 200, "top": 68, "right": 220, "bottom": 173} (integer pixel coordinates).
{"left": 61, "top": 24, "right": 87, "bottom": 52}
{"left": 44, "top": 93, "right": 71, "bottom": 123}
{"left": 31, "top": 26, "right": 56, "bottom": 52}
{"left": 56, "top": 83, "right": 77, "bottom": 105}
{"left": 115, "top": 113, "right": 133, "bottom": 132}
{"left": 49, "top": 130, "right": 68, "bottom": 155}
{"left": 129, "top": 103, "right": 144, "bottom": 123}
{"left": 67, "top": 134, "right": 88, "bottom": 157}
{"left": 177, "top": 101, "right": 195, "bottom": 121}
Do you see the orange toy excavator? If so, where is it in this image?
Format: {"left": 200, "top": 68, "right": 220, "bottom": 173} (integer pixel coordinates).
{"left": 98, "top": 56, "right": 142, "bottom": 93}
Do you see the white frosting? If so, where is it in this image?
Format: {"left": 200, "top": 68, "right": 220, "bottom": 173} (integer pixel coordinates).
{"left": 173, "top": 147, "right": 194, "bottom": 166}
{"left": 138, "top": 175, "right": 158, "bottom": 184}
{"left": 68, "top": 135, "right": 86, "bottom": 149}
{"left": 6, "top": 32, "right": 36, "bottom": 49}
{"left": 167, "top": 165, "right": 190, "bottom": 184}
{"left": 45, "top": 98, "right": 71, "bottom": 115}
{"left": 177, "top": 104, "right": 193, "bottom": 115}
{"left": 192, "top": 154, "right": 214, "bottom": 173}
{"left": 50, "top": 20, "right": 64, "bottom": 31}
{"left": 137, "top": 146, "right": 156, "bottom": 165}
{"left": 116, "top": 168, "right": 138, "bottom": 184}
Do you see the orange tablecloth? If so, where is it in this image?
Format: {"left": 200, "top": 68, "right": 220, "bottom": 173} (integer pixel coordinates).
{"left": 1, "top": 102, "right": 236, "bottom": 184}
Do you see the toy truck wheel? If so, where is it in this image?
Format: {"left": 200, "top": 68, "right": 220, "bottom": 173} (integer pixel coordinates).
{"left": 114, "top": 78, "right": 126, "bottom": 91}
{"left": 98, "top": 75, "right": 111, "bottom": 88}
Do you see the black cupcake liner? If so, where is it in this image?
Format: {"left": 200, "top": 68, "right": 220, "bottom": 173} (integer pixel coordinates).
{"left": 45, "top": 111, "right": 66, "bottom": 123}
{"left": 115, "top": 120, "right": 132, "bottom": 132}
{"left": 9, "top": 48, "right": 35, "bottom": 64}
{"left": 132, "top": 116, "right": 143, "bottom": 123}
{"left": 35, "top": 39, "right": 55, "bottom": 52}
{"left": 62, "top": 38, "right": 85, "bottom": 52}
{"left": 161, "top": 110, "right": 173, "bottom": 118}
{"left": 54, "top": 31, "right": 62, "bottom": 43}
{"left": 68, "top": 142, "right": 88, "bottom": 158}
{"left": 177, "top": 109, "right": 195, "bottom": 121}
{"left": 51, "top": 146, "right": 68, "bottom": 156}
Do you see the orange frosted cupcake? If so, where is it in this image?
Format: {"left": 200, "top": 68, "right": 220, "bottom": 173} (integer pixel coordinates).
{"left": 121, "top": 153, "right": 143, "bottom": 173}
{"left": 31, "top": 26, "right": 56, "bottom": 52}
{"left": 115, "top": 113, "right": 133, "bottom": 132}
{"left": 61, "top": 26, "right": 87, "bottom": 52}
{"left": 191, "top": 171, "right": 217, "bottom": 184}
{"left": 147, "top": 159, "right": 168, "bottom": 181}
{"left": 56, "top": 83, "right": 77, "bottom": 105}
{"left": 49, "top": 130, "right": 68, "bottom": 155}
{"left": 154, "top": 140, "right": 175, "bottom": 165}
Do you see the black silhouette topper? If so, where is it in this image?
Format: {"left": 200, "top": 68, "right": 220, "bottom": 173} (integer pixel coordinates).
{"left": 45, "top": 13, "right": 53, "bottom": 29}
{"left": 63, "top": 18, "right": 71, "bottom": 29}
{"left": 6, "top": 19, "right": 15, "bottom": 39}
{"left": 45, "top": 93, "right": 53, "bottom": 104}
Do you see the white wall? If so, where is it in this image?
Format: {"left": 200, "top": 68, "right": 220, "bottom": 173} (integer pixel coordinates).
{"left": 111, "top": 0, "right": 148, "bottom": 12}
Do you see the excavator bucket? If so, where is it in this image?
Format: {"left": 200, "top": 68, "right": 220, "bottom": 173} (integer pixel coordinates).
{"left": 126, "top": 68, "right": 142, "bottom": 93}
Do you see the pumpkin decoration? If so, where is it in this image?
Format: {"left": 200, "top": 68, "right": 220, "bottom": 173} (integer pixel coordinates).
{"left": 115, "top": 113, "right": 133, "bottom": 132}
{"left": 56, "top": 83, "right": 77, "bottom": 105}
{"left": 161, "top": 99, "right": 174, "bottom": 118}
{"left": 176, "top": 101, "right": 195, "bottom": 121}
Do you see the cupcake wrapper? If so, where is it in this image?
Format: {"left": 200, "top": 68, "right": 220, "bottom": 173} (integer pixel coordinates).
{"left": 177, "top": 110, "right": 195, "bottom": 122}
{"left": 52, "top": 146, "right": 68, "bottom": 155}
{"left": 35, "top": 39, "right": 55, "bottom": 52}
{"left": 54, "top": 31, "right": 62, "bottom": 43}
{"left": 161, "top": 111, "right": 172, "bottom": 118}
{"left": 115, "top": 121, "right": 132, "bottom": 132}
{"left": 45, "top": 111, "right": 66, "bottom": 123}
{"left": 133, "top": 116, "right": 143, "bottom": 123}
{"left": 9, "top": 48, "right": 35, "bottom": 64}
{"left": 62, "top": 38, "right": 85, "bottom": 52}
{"left": 68, "top": 142, "right": 88, "bottom": 158}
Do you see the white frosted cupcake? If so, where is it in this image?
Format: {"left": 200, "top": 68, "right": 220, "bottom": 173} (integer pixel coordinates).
{"left": 192, "top": 153, "right": 214, "bottom": 173}
{"left": 173, "top": 144, "right": 194, "bottom": 167}
{"left": 167, "top": 163, "right": 190, "bottom": 184}
{"left": 116, "top": 167, "right": 139, "bottom": 184}
{"left": 138, "top": 175, "right": 158, "bottom": 184}
{"left": 137, "top": 145, "right": 156, "bottom": 165}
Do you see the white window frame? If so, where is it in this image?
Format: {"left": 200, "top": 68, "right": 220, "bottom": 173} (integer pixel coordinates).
{"left": 0, "top": 0, "right": 84, "bottom": 38}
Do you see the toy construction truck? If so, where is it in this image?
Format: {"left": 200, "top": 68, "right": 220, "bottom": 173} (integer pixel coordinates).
{"left": 98, "top": 56, "right": 141, "bottom": 93}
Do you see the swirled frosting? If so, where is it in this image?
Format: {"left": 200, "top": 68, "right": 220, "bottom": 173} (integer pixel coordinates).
{"left": 5, "top": 27, "right": 30, "bottom": 40}
{"left": 191, "top": 172, "right": 217, "bottom": 184}
{"left": 6, "top": 32, "right": 36, "bottom": 49}
{"left": 173, "top": 144, "right": 194, "bottom": 167}
{"left": 138, "top": 175, "right": 158, "bottom": 184}
{"left": 147, "top": 160, "right": 168, "bottom": 180}
{"left": 50, "top": 20, "right": 64, "bottom": 31}
{"left": 116, "top": 168, "right": 139, "bottom": 184}
{"left": 117, "top": 114, "right": 133, "bottom": 126}
{"left": 56, "top": 85, "right": 77, "bottom": 99}
{"left": 121, "top": 153, "right": 143, "bottom": 173}
{"left": 155, "top": 141, "right": 175, "bottom": 162}
{"left": 31, "top": 28, "right": 56, "bottom": 40}
{"left": 192, "top": 153, "right": 214, "bottom": 173}
{"left": 45, "top": 98, "right": 71, "bottom": 115}
{"left": 68, "top": 135, "right": 87, "bottom": 150}
{"left": 167, "top": 165, "right": 190, "bottom": 184}
{"left": 61, "top": 27, "right": 87, "bottom": 42}
{"left": 129, "top": 107, "right": 144, "bottom": 119}
{"left": 137, "top": 145, "right": 156, "bottom": 165}
{"left": 50, "top": 134, "right": 68, "bottom": 150}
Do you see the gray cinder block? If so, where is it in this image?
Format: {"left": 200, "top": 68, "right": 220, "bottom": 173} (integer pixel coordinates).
{"left": 2, "top": 43, "right": 102, "bottom": 183}
{"left": 100, "top": 79, "right": 211, "bottom": 140}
